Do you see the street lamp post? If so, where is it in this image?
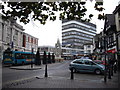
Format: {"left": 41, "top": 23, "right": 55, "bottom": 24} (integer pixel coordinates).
{"left": 70, "top": 68, "right": 74, "bottom": 80}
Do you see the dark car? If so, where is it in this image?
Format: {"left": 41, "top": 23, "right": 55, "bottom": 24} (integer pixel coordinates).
{"left": 69, "top": 59, "right": 105, "bottom": 75}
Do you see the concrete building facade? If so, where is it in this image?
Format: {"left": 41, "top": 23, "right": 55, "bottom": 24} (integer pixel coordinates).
{"left": 84, "top": 43, "right": 94, "bottom": 55}
{"left": 62, "top": 20, "right": 96, "bottom": 59}
{"left": 0, "top": 16, "right": 24, "bottom": 60}
{"left": 0, "top": 15, "right": 38, "bottom": 61}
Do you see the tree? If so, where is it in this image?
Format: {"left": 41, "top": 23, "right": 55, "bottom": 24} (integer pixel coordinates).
{"left": 1, "top": 1, "right": 105, "bottom": 25}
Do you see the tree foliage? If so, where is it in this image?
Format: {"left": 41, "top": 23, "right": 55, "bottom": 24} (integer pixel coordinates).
{"left": 1, "top": 1, "right": 105, "bottom": 25}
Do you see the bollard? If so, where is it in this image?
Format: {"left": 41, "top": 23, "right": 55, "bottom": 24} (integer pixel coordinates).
{"left": 70, "top": 68, "right": 74, "bottom": 80}
{"left": 45, "top": 64, "right": 48, "bottom": 77}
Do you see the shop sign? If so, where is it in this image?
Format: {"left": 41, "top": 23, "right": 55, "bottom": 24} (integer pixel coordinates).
{"left": 107, "top": 49, "right": 116, "bottom": 53}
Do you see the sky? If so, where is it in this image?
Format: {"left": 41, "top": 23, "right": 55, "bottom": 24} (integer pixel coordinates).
{"left": 17, "top": 0, "right": 119, "bottom": 46}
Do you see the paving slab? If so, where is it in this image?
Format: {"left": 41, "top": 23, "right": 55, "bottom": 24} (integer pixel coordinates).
{"left": 9, "top": 65, "right": 42, "bottom": 70}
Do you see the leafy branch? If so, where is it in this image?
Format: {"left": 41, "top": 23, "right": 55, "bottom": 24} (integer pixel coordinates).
{"left": 1, "top": 1, "right": 105, "bottom": 25}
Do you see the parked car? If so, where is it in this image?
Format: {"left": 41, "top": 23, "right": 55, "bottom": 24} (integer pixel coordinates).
{"left": 94, "top": 60, "right": 108, "bottom": 66}
{"left": 69, "top": 59, "right": 105, "bottom": 75}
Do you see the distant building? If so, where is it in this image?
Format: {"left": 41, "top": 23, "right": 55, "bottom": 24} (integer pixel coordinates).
{"left": 22, "top": 32, "right": 38, "bottom": 53}
{"left": 38, "top": 39, "right": 62, "bottom": 59}
{"left": 61, "top": 47, "right": 84, "bottom": 60}
{"left": 84, "top": 43, "right": 94, "bottom": 55}
{"left": 55, "top": 39, "right": 62, "bottom": 59}
{"left": 62, "top": 19, "right": 96, "bottom": 59}
{"left": 39, "top": 46, "right": 55, "bottom": 54}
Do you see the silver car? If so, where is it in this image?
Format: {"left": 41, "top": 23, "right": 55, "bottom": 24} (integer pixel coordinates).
{"left": 69, "top": 59, "right": 105, "bottom": 75}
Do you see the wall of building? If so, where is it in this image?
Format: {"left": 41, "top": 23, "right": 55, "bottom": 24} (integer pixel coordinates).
{"left": 23, "top": 32, "right": 38, "bottom": 53}
{"left": 84, "top": 44, "right": 93, "bottom": 55}
{"left": 0, "top": 15, "right": 38, "bottom": 61}
{"left": 114, "top": 9, "right": 120, "bottom": 51}
{"left": 62, "top": 20, "right": 96, "bottom": 59}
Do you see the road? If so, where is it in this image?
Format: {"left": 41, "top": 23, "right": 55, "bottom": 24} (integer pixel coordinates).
{"left": 2, "top": 60, "right": 104, "bottom": 88}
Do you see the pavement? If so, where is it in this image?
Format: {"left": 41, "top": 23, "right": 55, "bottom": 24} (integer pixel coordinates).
{"left": 2, "top": 65, "right": 119, "bottom": 89}
{"left": 9, "top": 64, "right": 42, "bottom": 70}
{"left": 2, "top": 72, "right": 119, "bottom": 89}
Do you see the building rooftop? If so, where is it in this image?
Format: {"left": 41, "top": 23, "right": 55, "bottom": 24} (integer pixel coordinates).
{"left": 23, "top": 32, "right": 39, "bottom": 39}
{"left": 113, "top": 4, "right": 120, "bottom": 14}
{"left": 62, "top": 19, "right": 96, "bottom": 28}
{"left": 105, "top": 14, "right": 115, "bottom": 26}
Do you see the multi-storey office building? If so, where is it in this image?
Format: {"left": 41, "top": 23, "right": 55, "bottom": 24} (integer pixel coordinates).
{"left": 62, "top": 20, "right": 96, "bottom": 59}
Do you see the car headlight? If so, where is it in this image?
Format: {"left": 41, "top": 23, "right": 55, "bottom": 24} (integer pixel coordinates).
{"left": 99, "top": 65, "right": 105, "bottom": 70}
{"left": 100, "top": 66, "right": 105, "bottom": 70}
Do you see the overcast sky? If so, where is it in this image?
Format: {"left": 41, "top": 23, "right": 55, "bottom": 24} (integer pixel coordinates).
{"left": 17, "top": 0, "right": 119, "bottom": 46}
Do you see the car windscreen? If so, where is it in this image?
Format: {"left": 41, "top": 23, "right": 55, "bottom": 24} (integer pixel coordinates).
{"left": 94, "top": 61, "right": 103, "bottom": 64}
{"left": 73, "top": 60, "right": 84, "bottom": 64}
{"left": 84, "top": 60, "right": 96, "bottom": 65}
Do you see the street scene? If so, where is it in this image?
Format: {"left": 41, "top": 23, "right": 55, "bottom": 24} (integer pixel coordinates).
{"left": 2, "top": 60, "right": 118, "bottom": 88}
{"left": 0, "top": 0, "right": 120, "bottom": 89}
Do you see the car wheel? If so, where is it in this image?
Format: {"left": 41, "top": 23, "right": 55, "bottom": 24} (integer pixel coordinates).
{"left": 94, "top": 69, "right": 101, "bottom": 75}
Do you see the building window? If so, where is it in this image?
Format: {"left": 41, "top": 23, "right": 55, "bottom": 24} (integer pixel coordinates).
{"left": 28, "top": 37, "right": 29, "bottom": 42}
{"left": 23, "top": 35, "right": 26, "bottom": 47}
{"left": 36, "top": 39, "right": 38, "bottom": 44}
{"left": 15, "top": 30, "right": 18, "bottom": 35}
{"left": 31, "top": 38, "right": 33, "bottom": 43}
{"left": 87, "top": 45, "right": 91, "bottom": 48}
{"left": 88, "top": 50, "right": 91, "bottom": 53}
